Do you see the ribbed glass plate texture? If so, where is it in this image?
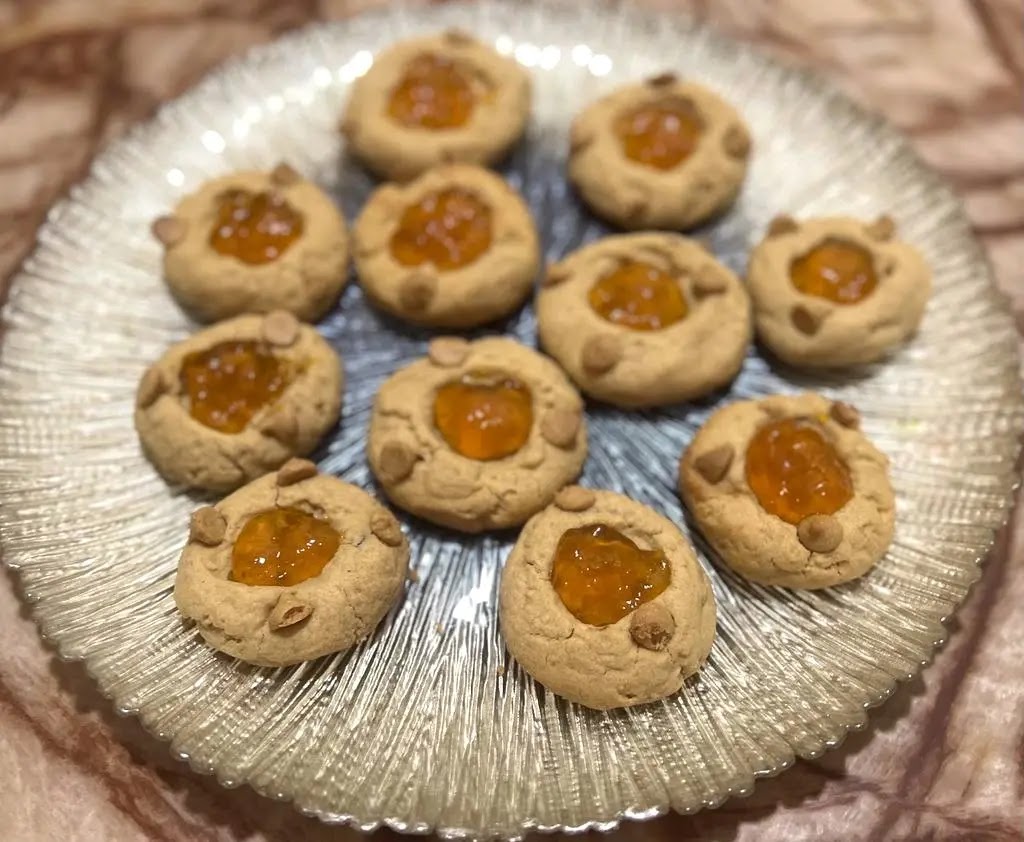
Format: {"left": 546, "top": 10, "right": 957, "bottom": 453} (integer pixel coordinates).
{"left": 1, "top": 1, "right": 1021, "bottom": 839}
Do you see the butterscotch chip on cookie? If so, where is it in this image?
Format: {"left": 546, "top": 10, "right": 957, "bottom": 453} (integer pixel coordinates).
{"left": 354, "top": 165, "right": 540, "bottom": 328}
{"left": 134, "top": 313, "right": 343, "bottom": 492}
{"left": 537, "top": 233, "right": 751, "bottom": 408}
{"left": 341, "top": 31, "right": 531, "bottom": 181}
{"left": 499, "top": 488, "right": 716, "bottom": 710}
{"left": 368, "top": 337, "right": 587, "bottom": 532}
{"left": 747, "top": 214, "right": 931, "bottom": 367}
{"left": 153, "top": 163, "right": 348, "bottom": 323}
{"left": 174, "top": 470, "right": 408, "bottom": 667}
{"left": 568, "top": 75, "right": 751, "bottom": 230}
{"left": 679, "top": 393, "right": 895, "bottom": 589}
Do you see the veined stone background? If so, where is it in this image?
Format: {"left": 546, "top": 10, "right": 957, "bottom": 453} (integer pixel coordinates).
{"left": 0, "top": 1, "right": 1022, "bottom": 840}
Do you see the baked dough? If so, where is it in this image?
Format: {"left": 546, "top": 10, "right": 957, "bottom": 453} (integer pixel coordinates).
{"left": 174, "top": 463, "right": 408, "bottom": 667}
{"left": 747, "top": 214, "right": 931, "bottom": 367}
{"left": 499, "top": 486, "right": 716, "bottom": 710}
{"left": 341, "top": 30, "right": 531, "bottom": 181}
{"left": 152, "top": 163, "right": 349, "bottom": 323}
{"left": 569, "top": 74, "right": 751, "bottom": 230}
{"left": 135, "top": 312, "right": 343, "bottom": 492}
{"left": 536, "top": 232, "right": 751, "bottom": 407}
{"left": 353, "top": 164, "right": 539, "bottom": 328}
{"left": 679, "top": 393, "right": 895, "bottom": 589}
{"left": 368, "top": 337, "right": 588, "bottom": 532}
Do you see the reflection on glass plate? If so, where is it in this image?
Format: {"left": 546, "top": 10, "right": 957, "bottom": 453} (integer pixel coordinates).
{"left": 0, "top": 1, "right": 1020, "bottom": 839}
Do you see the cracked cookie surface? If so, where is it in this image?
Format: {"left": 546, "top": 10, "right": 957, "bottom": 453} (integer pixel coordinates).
{"left": 134, "top": 312, "right": 343, "bottom": 492}
{"left": 368, "top": 337, "right": 587, "bottom": 532}
{"left": 679, "top": 392, "right": 895, "bottom": 589}
{"left": 537, "top": 232, "right": 751, "bottom": 407}
{"left": 174, "top": 466, "right": 408, "bottom": 666}
{"left": 499, "top": 487, "right": 716, "bottom": 710}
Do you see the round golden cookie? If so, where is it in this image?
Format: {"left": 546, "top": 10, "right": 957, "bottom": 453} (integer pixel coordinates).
{"left": 353, "top": 164, "right": 540, "bottom": 328}
{"left": 499, "top": 487, "right": 716, "bottom": 710}
{"left": 568, "top": 74, "right": 751, "bottom": 230}
{"left": 153, "top": 163, "right": 349, "bottom": 323}
{"left": 341, "top": 30, "right": 531, "bottom": 182}
{"left": 134, "top": 312, "right": 343, "bottom": 492}
{"left": 174, "top": 465, "right": 409, "bottom": 667}
{"left": 747, "top": 214, "right": 931, "bottom": 367}
{"left": 536, "top": 233, "right": 751, "bottom": 408}
{"left": 679, "top": 393, "right": 895, "bottom": 589}
{"left": 367, "top": 337, "right": 587, "bottom": 532}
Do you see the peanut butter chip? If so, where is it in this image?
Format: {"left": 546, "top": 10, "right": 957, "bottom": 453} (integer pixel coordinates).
{"left": 829, "top": 401, "right": 861, "bottom": 429}
{"left": 692, "top": 265, "right": 727, "bottom": 300}
{"left": 629, "top": 602, "right": 675, "bottom": 651}
{"left": 276, "top": 457, "right": 318, "bottom": 486}
{"left": 723, "top": 125, "right": 751, "bottom": 159}
{"left": 262, "top": 408, "right": 298, "bottom": 443}
{"left": 865, "top": 214, "right": 896, "bottom": 241}
{"left": 693, "top": 444, "right": 734, "bottom": 484}
{"left": 399, "top": 273, "right": 437, "bottom": 311}
{"left": 541, "top": 409, "right": 581, "bottom": 449}
{"left": 791, "top": 305, "right": 820, "bottom": 336}
{"left": 262, "top": 310, "right": 300, "bottom": 347}
{"left": 581, "top": 335, "right": 623, "bottom": 375}
{"left": 647, "top": 72, "right": 678, "bottom": 87}
{"left": 427, "top": 336, "right": 470, "bottom": 367}
{"left": 136, "top": 366, "right": 165, "bottom": 409}
{"left": 553, "top": 485, "right": 595, "bottom": 512}
{"left": 190, "top": 506, "right": 226, "bottom": 546}
{"left": 444, "top": 27, "right": 474, "bottom": 45}
{"left": 378, "top": 441, "right": 417, "bottom": 483}
{"left": 767, "top": 215, "right": 798, "bottom": 237}
{"left": 270, "top": 162, "right": 301, "bottom": 186}
{"left": 371, "top": 510, "right": 404, "bottom": 547}
{"left": 797, "top": 514, "right": 844, "bottom": 553}
{"left": 268, "top": 595, "right": 313, "bottom": 631}
{"left": 152, "top": 215, "right": 186, "bottom": 247}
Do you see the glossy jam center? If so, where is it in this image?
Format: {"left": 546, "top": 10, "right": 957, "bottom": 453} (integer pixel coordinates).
{"left": 551, "top": 524, "right": 671, "bottom": 626}
{"left": 790, "top": 238, "right": 878, "bottom": 304}
{"left": 614, "top": 98, "right": 703, "bottom": 170}
{"left": 389, "top": 188, "right": 493, "bottom": 271}
{"left": 433, "top": 369, "right": 533, "bottom": 461}
{"left": 588, "top": 260, "right": 688, "bottom": 331}
{"left": 230, "top": 507, "right": 341, "bottom": 587}
{"left": 745, "top": 418, "right": 853, "bottom": 525}
{"left": 387, "top": 53, "right": 479, "bottom": 129}
{"left": 180, "top": 340, "right": 293, "bottom": 434}
{"left": 209, "top": 188, "right": 304, "bottom": 265}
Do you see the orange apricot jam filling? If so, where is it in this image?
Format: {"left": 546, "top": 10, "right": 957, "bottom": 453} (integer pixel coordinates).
{"left": 387, "top": 53, "right": 480, "bottom": 129}
{"left": 551, "top": 524, "right": 671, "bottom": 626}
{"left": 614, "top": 98, "right": 703, "bottom": 170}
{"left": 230, "top": 506, "right": 341, "bottom": 586}
{"left": 790, "top": 237, "right": 878, "bottom": 304}
{"left": 433, "top": 369, "right": 532, "bottom": 461}
{"left": 588, "top": 260, "right": 688, "bottom": 331}
{"left": 180, "top": 340, "right": 294, "bottom": 434}
{"left": 209, "top": 188, "right": 304, "bottom": 265}
{"left": 745, "top": 417, "right": 853, "bottom": 525}
{"left": 389, "top": 188, "right": 493, "bottom": 271}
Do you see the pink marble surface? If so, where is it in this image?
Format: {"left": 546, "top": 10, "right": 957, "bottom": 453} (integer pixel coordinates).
{"left": 1, "top": 1, "right": 1023, "bottom": 840}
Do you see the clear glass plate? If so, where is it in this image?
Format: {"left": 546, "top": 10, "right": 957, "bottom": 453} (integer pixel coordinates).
{"left": 1, "top": 1, "right": 1021, "bottom": 839}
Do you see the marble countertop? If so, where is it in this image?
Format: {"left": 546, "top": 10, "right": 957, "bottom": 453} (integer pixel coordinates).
{"left": 1, "top": 1, "right": 1023, "bottom": 840}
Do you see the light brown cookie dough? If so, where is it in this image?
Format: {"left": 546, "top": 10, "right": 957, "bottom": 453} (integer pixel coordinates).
{"left": 153, "top": 163, "right": 349, "bottom": 323}
{"left": 536, "top": 232, "right": 751, "bottom": 408}
{"left": 341, "top": 30, "right": 531, "bottom": 182}
{"left": 174, "top": 465, "right": 409, "bottom": 667}
{"left": 368, "top": 337, "right": 587, "bottom": 532}
{"left": 353, "top": 164, "right": 540, "bottom": 328}
{"left": 568, "top": 74, "right": 751, "bottom": 230}
{"left": 135, "top": 312, "right": 343, "bottom": 492}
{"left": 747, "top": 214, "right": 931, "bottom": 367}
{"left": 679, "top": 393, "right": 895, "bottom": 589}
{"left": 499, "top": 487, "right": 716, "bottom": 710}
